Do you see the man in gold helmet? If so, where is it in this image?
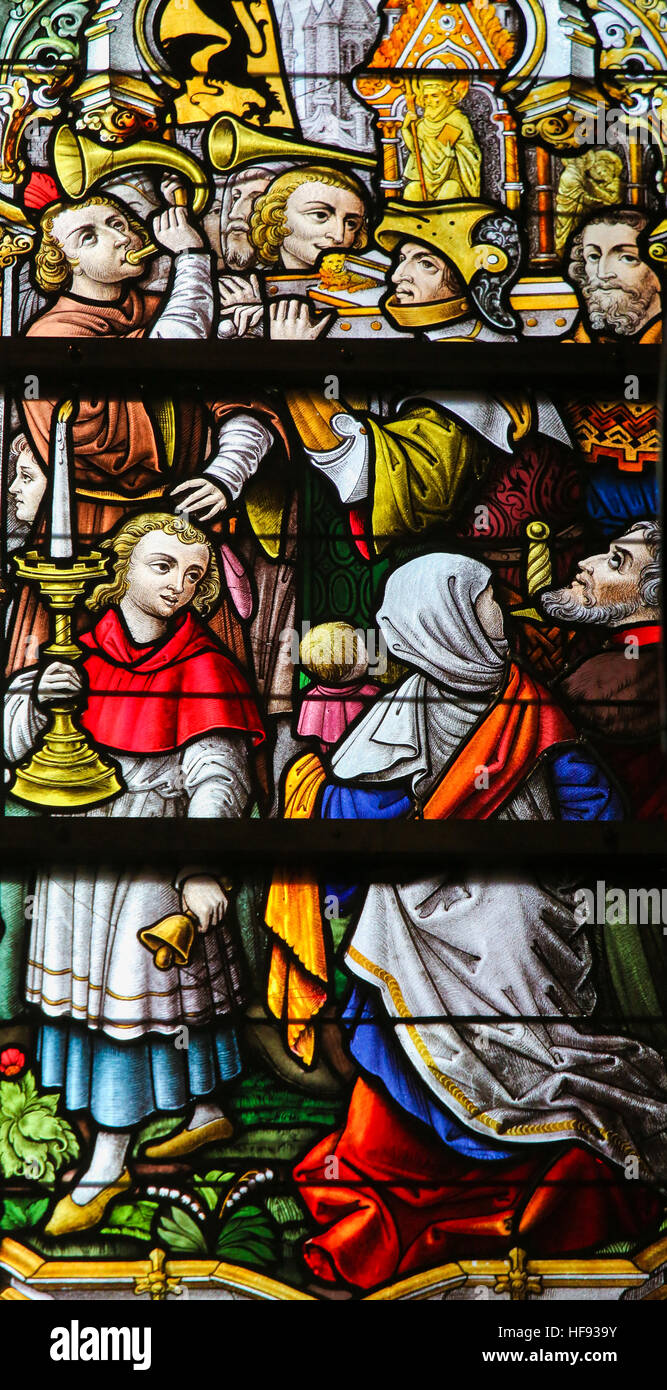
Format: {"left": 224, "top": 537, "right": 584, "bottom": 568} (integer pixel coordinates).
{"left": 375, "top": 198, "right": 520, "bottom": 342}
{"left": 266, "top": 198, "right": 521, "bottom": 343}
{"left": 278, "top": 198, "right": 546, "bottom": 559}
{"left": 216, "top": 199, "right": 572, "bottom": 585}
{"left": 276, "top": 198, "right": 579, "bottom": 680}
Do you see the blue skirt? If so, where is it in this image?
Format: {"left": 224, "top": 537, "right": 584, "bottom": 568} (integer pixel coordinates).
{"left": 38, "top": 1018, "right": 241, "bottom": 1129}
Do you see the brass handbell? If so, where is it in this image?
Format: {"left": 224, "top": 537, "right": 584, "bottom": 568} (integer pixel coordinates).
{"left": 139, "top": 913, "right": 196, "bottom": 971}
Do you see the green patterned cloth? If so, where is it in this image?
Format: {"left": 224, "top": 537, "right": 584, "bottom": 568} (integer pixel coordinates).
{"left": 593, "top": 909, "right": 667, "bottom": 1058}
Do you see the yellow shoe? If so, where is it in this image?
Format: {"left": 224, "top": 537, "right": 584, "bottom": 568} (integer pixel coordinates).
{"left": 144, "top": 1117, "right": 233, "bottom": 1160}
{"left": 43, "top": 1168, "right": 131, "bottom": 1238}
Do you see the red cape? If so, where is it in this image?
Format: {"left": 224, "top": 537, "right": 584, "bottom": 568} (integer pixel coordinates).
{"left": 79, "top": 609, "right": 264, "bottom": 754}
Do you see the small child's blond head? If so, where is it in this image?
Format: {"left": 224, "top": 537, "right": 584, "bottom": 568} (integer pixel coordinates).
{"left": 299, "top": 622, "right": 368, "bottom": 684}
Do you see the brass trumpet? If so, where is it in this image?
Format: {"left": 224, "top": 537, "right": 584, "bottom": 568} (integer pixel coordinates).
{"left": 208, "top": 115, "right": 376, "bottom": 173}
{"left": 125, "top": 243, "right": 157, "bottom": 264}
{"left": 53, "top": 125, "right": 209, "bottom": 214}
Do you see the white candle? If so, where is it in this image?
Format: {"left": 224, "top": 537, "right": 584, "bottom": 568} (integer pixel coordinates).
{"left": 48, "top": 399, "right": 75, "bottom": 560}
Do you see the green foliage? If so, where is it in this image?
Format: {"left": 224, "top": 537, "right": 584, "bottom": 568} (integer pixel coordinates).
{"left": 265, "top": 1194, "right": 305, "bottom": 1228}
{"left": 228, "top": 1070, "right": 341, "bottom": 1129}
{"left": 0, "top": 1195, "right": 49, "bottom": 1231}
{"left": 35, "top": 1156, "right": 280, "bottom": 1273}
{"left": 193, "top": 1169, "right": 235, "bottom": 1213}
{"left": 0, "top": 1071, "right": 78, "bottom": 1184}
{"left": 101, "top": 1200, "right": 158, "bottom": 1242}
{"left": 215, "top": 1204, "right": 278, "bottom": 1268}
{"left": 157, "top": 1205, "right": 208, "bottom": 1254}
{"left": 148, "top": 1180, "right": 278, "bottom": 1270}
{"left": 594, "top": 1238, "right": 638, "bottom": 1255}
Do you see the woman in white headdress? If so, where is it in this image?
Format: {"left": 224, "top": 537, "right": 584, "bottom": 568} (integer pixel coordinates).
{"left": 291, "top": 552, "right": 667, "bottom": 1292}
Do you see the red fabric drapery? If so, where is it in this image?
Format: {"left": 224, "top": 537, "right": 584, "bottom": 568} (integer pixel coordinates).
{"left": 295, "top": 1079, "right": 661, "bottom": 1292}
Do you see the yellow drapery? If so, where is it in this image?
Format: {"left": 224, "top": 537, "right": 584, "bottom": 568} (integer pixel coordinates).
{"left": 265, "top": 753, "right": 328, "bottom": 1065}
{"left": 367, "top": 405, "right": 488, "bottom": 554}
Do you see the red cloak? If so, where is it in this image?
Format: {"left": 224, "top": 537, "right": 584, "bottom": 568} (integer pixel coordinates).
{"left": 295, "top": 1080, "right": 660, "bottom": 1292}
{"left": 79, "top": 608, "right": 264, "bottom": 755}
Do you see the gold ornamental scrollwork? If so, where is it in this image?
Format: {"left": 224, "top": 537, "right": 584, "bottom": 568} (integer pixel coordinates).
{"left": 74, "top": 100, "right": 162, "bottom": 144}
{"left": 0, "top": 68, "right": 74, "bottom": 184}
{"left": 521, "top": 112, "right": 588, "bottom": 148}
{"left": 591, "top": 0, "right": 667, "bottom": 73}
{"left": 0, "top": 227, "right": 34, "bottom": 268}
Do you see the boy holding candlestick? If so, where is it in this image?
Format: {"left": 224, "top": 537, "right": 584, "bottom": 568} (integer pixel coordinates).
{"left": 4, "top": 511, "right": 264, "bottom": 1236}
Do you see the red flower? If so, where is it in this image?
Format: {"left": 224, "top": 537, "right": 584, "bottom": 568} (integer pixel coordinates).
{"left": 0, "top": 1047, "right": 25, "bottom": 1077}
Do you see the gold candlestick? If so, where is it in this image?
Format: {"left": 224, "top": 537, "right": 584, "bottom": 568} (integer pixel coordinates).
{"left": 10, "top": 552, "right": 124, "bottom": 810}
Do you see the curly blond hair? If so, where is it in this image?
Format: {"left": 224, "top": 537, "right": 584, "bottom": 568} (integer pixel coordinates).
{"left": 299, "top": 622, "right": 368, "bottom": 684}
{"left": 87, "top": 512, "right": 221, "bottom": 616}
{"left": 250, "top": 166, "right": 368, "bottom": 267}
{"left": 35, "top": 195, "right": 153, "bottom": 294}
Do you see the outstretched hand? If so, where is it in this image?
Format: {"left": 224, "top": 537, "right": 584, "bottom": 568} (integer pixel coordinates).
{"left": 172, "top": 478, "right": 228, "bottom": 521}
{"left": 269, "top": 299, "right": 334, "bottom": 340}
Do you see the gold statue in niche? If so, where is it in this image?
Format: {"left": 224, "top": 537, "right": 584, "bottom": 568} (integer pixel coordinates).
{"left": 157, "top": 0, "right": 295, "bottom": 127}
{"left": 401, "top": 77, "right": 482, "bottom": 202}
{"left": 555, "top": 149, "right": 625, "bottom": 256}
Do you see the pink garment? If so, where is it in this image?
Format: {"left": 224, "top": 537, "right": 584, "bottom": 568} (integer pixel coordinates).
{"left": 297, "top": 681, "right": 381, "bottom": 751}
{"left": 219, "top": 543, "right": 254, "bottom": 620}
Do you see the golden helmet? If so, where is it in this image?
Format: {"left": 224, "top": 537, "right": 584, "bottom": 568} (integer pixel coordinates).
{"left": 375, "top": 199, "right": 521, "bottom": 332}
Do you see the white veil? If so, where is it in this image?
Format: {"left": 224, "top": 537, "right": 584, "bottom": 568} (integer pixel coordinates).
{"left": 331, "top": 553, "right": 508, "bottom": 787}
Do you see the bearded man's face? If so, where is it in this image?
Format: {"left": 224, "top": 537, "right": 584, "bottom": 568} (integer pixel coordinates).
{"left": 579, "top": 223, "right": 661, "bottom": 334}
{"left": 541, "top": 532, "right": 654, "bottom": 627}
{"left": 421, "top": 83, "right": 454, "bottom": 120}
{"left": 220, "top": 170, "right": 271, "bottom": 270}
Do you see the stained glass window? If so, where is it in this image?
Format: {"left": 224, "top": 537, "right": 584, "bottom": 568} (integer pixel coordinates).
{"left": 0, "top": 0, "right": 665, "bottom": 1331}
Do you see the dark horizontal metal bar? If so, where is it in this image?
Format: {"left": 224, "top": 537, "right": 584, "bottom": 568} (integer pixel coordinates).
{"left": 0, "top": 340, "right": 659, "bottom": 394}
{"left": 2, "top": 64, "right": 662, "bottom": 83}
{"left": 0, "top": 818, "right": 665, "bottom": 868}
